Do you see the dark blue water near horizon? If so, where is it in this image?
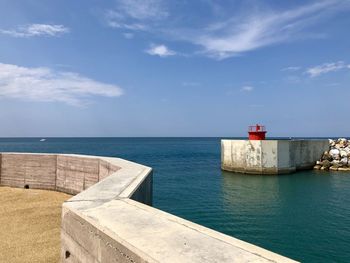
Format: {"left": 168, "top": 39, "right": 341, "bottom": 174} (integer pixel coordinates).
{"left": 0, "top": 137, "right": 349, "bottom": 262}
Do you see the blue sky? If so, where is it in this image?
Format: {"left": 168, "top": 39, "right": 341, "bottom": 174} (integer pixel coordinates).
{"left": 0, "top": 0, "right": 349, "bottom": 137}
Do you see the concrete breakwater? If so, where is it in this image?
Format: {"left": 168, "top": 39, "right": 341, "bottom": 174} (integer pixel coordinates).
{"left": 0, "top": 152, "right": 297, "bottom": 262}
{"left": 314, "top": 138, "right": 350, "bottom": 171}
{"left": 222, "top": 139, "right": 329, "bottom": 174}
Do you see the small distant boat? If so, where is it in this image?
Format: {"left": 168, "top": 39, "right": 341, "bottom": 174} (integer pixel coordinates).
{"left": 40, "top": 139, "right": 46, "bottom": 142}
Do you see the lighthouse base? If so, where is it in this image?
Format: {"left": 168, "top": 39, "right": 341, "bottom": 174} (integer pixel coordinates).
{"left": 221, "top": 139, "right": 328, "bottom": 175}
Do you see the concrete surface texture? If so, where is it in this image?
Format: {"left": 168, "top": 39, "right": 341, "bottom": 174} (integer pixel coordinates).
{"left": 0, "top": 153, "right": 297, "bottom": 262}
{"left": 221, "top": 139, "right": 329, "bottom": 174}
{"left": 0, "top": 186, "right": 71, "bottom": 263}
{"left": 0, "top": 153, "right": 120, "bottom": 195}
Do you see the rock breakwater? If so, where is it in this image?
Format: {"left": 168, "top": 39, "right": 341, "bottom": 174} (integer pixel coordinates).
{"left": 314, "top": 138, "right": 350, "bottom": 171}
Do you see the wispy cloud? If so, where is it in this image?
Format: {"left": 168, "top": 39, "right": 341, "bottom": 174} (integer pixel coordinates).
{"left": 281, "top": 66, "right": 301, "bottom": 72}
{"left": 146, "top": 44, "right": 176, "bottom": 57}
{"left": 106, "top": 0, "right": 167, "bottom": 31}
{"left": 193, "top": 1, "right": 349, "bottom": 59}
{"left": 0, "top": 24, "right": 69, "bottom": 38}
{"left": 241, "top": 86, "right": 254, "bottom": 92}
{"left": 0, "top": 63, "right": 123, "bottom": 106}
{"left": 104, "top": 0, "right": 350, "bottom": 59}
{"left": 306, "top": 61, "right": 350, "bottom": 77}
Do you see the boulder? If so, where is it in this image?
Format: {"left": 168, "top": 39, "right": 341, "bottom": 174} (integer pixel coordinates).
{"left": 314, "top": 164, "right": 321, "bottom": 170}
{"left": 340, "top": 157, "right": 348, "bottom": 165}
{"left": 316, "top": 138, "right": 350, "bottom": 171}
{"left": 331, "top": 159, "right": 340, "bottom": 165}
{"left": 322, "top": 151, "right": 333, "bottom": 161}
{"left": 340, "top": 150, "right": 348, "bottom": 157}
{"left": 337, "top": 138, "right": 348, "bottom": 148}
{"left": 322, "top": 160, "right": 331, "bottom": 169}
{"left": 340, "top": 138, "right": 348, "bottom": 143}
{"left": 330, "top": 148, "right": 340, "bottom": 156}
{"left": 337, "top": 138, "right": 347, "bottom": 143}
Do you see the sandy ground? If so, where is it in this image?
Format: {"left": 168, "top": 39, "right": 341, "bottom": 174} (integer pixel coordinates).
{"left": 0, "top": 186, "right": 71, "bottom": 263}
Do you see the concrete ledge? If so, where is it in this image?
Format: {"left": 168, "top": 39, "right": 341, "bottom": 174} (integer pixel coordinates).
{"left": 221, "top": 139, "right": 328, "bottom": 175}
{"left": 0, "top": 152, "right": 297, "bottom": 262}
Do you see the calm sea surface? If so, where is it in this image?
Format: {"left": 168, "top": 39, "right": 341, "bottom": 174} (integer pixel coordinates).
{"left": 0, "top": 137, "right": 349, "bottom": 262}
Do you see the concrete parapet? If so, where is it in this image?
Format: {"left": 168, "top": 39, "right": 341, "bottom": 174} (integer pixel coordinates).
{"left": 221, "top": 139, "right": 329, "bottom": 174}
{"left": 0, "top": 152, "right": 297, "bottom": 262}
{"left": 0, "top": 153, "right": 121, "bottom": 195}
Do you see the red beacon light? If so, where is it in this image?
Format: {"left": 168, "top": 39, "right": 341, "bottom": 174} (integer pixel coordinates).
{"left": 248, "top": 124, "right": 267, "bottom": 140}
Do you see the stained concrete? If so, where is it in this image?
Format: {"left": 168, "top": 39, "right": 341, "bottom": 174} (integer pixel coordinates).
{"left": 221, "top": 139, "right": 329, "bottom": 174}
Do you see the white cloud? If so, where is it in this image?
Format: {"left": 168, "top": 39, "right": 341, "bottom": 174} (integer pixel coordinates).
{"left": 107, "top": 17, "right": 147, "bottom": 31}
{"left": 0, "top": 63, "right": 123, "bottom": 106}
{"left": 306, "top": 61, "right": 350, "bottom": 77}
{"left": 104, "top": 0, "right": 350, "bottom": 59}
{"left": 0, "top": 24, "right": 69, "bottom": 38}
{"left": 194, "top": 1, "right": 348, "bottom": 59}
{"left": 117, "top": 0, "right": 167, "bottom": 20}
{"left": 281, "top": 66, "right": 301, "bottom": 72}
{"left": 241, "top": 86, "right": 254, "bottom": 92}
{"left": 146, "top": 44, "right": 176, "bottom": 57}
{"left": 106, "top": 0, "right": 167, "bottom": 31}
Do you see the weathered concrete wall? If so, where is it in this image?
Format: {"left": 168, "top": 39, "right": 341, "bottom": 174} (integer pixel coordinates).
{"left": 222, "top": 139, "right": 328, "bottom": 174}
{"left": 57, "top": 155, "right": 99, "bottom": 195}
{"left": 0, "top": 153, "right": 121, "bottom": 195}
{"left": 0, "top": 153, "right": 297, "bottom": 262}
{"left": 290, "top": 140, "right": 329, "bottom": 170}
{"left": 222, "top": 140, "right": 265, "bottom": 173}
{"left": 261, "top": 140, "right": 278, "bottom": 174}
{"left": 0, "top": 154, "right": 57, "bottom": 189}
{"left": 277, "top": 140, "right": 294, "bottom": 174}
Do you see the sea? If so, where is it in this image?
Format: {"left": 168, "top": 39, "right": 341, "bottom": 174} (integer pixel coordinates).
{"left": 0, "top": 137, "right": 349, "bottom": 262}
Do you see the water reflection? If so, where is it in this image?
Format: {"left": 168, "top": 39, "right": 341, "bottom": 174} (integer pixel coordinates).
{"left": 221, "top": 171, "right": 282, "bottom": 215}
{"left": 219, "top": 170, "right": 350, "bottom": 262}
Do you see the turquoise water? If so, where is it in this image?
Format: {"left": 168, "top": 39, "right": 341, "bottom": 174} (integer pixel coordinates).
{"left": 0, "top": 137, "right": 349, "bottom": 262}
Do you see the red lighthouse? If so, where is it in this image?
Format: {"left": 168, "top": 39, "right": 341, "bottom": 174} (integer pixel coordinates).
{"left": 248, "top": 124, "right": 267, "bottom": 140}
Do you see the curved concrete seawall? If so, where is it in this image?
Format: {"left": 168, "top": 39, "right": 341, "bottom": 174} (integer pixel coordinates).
{"left": 0, "top": 153, "right": 297, "bottom": 263}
